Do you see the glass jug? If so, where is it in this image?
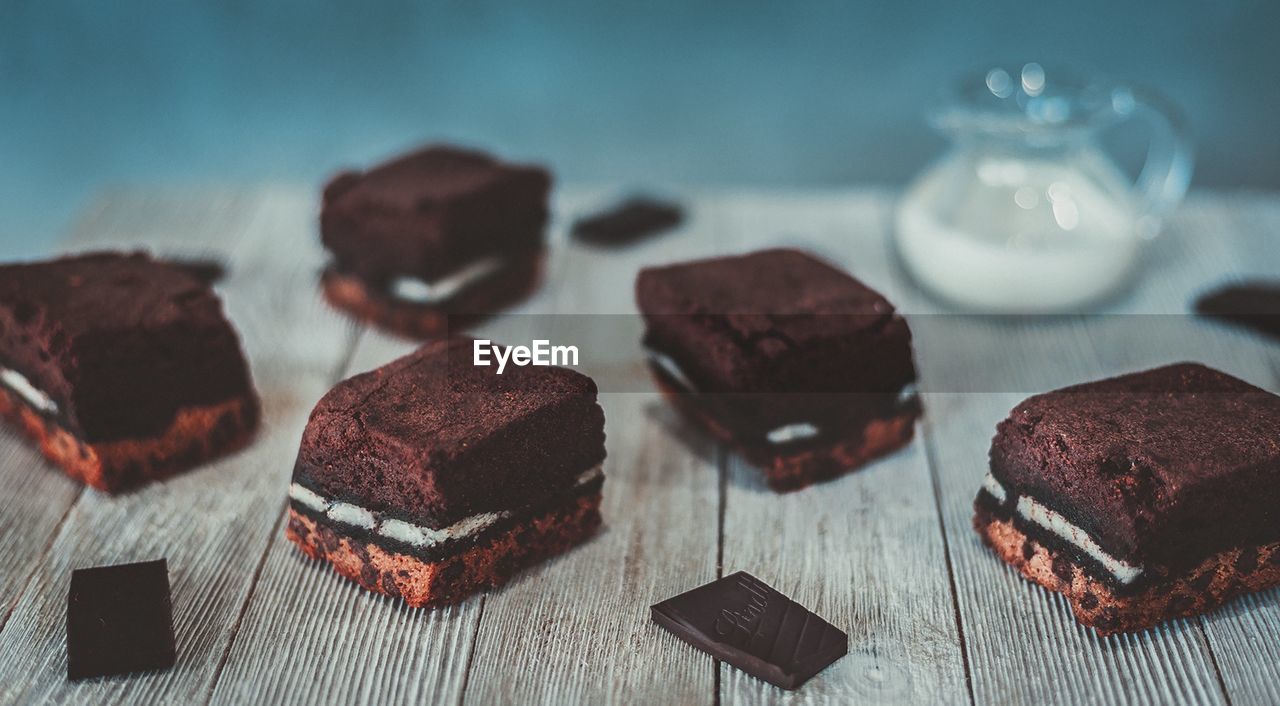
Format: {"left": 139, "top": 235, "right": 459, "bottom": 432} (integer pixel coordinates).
{"left": 894, "top": 63, "right": 1193, "bottom": 312}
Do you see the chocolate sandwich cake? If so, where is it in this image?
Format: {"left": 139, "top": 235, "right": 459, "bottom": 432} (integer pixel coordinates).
{"left": 636, "top": 248, "right": 921, "bottom": 491}
{"left": 286, "top": 337, "right": 606, "bottom": 607}
{"left": 0, "top": 252, "right": 259, "bottom": 492}
{"left": 320, "top": 144, "right": 552, "bottom": 338}
{"left": 974, "top": 362, "right": 1280, "bottom": 634}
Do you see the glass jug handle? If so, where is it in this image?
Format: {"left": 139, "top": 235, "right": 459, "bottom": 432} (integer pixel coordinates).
{"left": 1107, "top": 85, "right": 1195, "bottom": 239}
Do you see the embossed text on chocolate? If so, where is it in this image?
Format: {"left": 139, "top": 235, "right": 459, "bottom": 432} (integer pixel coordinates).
{"left": 713, "top": 574, "right": 770, "bottom": 644}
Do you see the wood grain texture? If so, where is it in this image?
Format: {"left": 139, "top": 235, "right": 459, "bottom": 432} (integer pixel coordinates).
{"left": 710, "top": 192, "right": 968, "bottom": 705}
{"left": 0, "top": 186, "right": 357, "bottom": 704}
{"left": 463, "top": 189, "right": 727, "bottom": 705}
{"left": 1, "top": 188, "right": 1278, "bottom": 705}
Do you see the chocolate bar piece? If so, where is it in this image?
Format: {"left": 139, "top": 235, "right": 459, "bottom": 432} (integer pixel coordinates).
{"left": 66, "top": 559, "right": 177, "bottom": 680}
{"left": 572, "top": 197, "right": 682, "bottom": 245}
{"left": 1195, "top": 283, "right": 1280, "bottom": 340}
{"left": 651, "top": 571, "right": 847, "bottom": 690}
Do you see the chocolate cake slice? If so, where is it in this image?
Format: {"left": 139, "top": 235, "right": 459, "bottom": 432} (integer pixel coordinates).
{"left": 0, "top": 252, "right": 259, "bottom": 492}
{"left": 636, "top": 248, "right": 920, "bottom": 491}
{"left": 974, "top": 362, "right": 1280, "bottom": 634}
{"left": 286, "top": 337, "right": 605, "bottom": 607}
{"left": 320, "top": 144, "right": 553, "bottom": 338}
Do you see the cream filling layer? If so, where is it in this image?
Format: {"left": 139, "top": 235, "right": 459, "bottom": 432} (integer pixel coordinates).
{"left": 289, "top": 465, "right": 603, "bottom": 549}
{"left": 389, "top": 258, "right": 503, "bottom": 304}
{"left": 765, "top": 423, "right": 820, "bottom": 445}
{"left": 981, "top": 471, "right": 1008, "bottom": 503}
{"left": 0, "top": 368, "right": 58, "bottom": 415}
{"left": 981, "top": 472, "right": 1143, "bottom": 585}
{"left": 646, "top": 349, "right": 916, "bottom": 446}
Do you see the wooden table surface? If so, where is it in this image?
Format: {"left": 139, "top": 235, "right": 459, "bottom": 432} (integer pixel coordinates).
{"left": 0, "top": 187, "right": 1277, "bottom": 706}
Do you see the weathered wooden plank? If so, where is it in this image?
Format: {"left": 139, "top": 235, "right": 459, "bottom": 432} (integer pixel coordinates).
{"left": 708, "top": 192, "right": 968, "bottom": 705}
{"left": 1, "top": 186, "right": 1277, "bottom": 706}
{"left": 463, "top": 190, "right": 726, "bottom": 705}
{"left": 0, "top": 186, "right": 357, "bottom": 705}
{"left": 0, "top": 190, "right": 261, "bottom": 636}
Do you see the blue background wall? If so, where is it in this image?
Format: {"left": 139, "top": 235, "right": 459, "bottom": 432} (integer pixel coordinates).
{"left": 2, "top": 1, "right": 1277, "bottom": 255}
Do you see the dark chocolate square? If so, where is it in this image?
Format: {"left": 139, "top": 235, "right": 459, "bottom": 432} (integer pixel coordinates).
{"left": 652, "top": 571, "right": 847, "bottom": 690}
{"left": 293, "top": 337, "right": 606, "bottom": 530}
{"left": 989, "top": 362, "right": 1280, "bottom": 576}
{"left": 0, "top": 252, "right": 256, "bottom": 443}
{"left": 66, "top": 559, "right": 177, "bottom": 680}
{"left": 1195, "top": 283, "right": 1280, "bottom": 340}
{"left": 572, "top": 197, "right": 682, "bottom": 245}
{"left": 320, "top": 145, "right": 552, "bottom": 281}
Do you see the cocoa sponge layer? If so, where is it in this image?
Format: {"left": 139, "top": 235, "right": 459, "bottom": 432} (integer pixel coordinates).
{"left": 0, "top": 384, "right": 258, "bottom": 493}
{"left": 286, "top": 489, "right": 601, "bottom": 607}
{"left": 654, "top": 373, "right": 918, "bottom": 492}
{"left": 974, "top": 502, "right": 1280, "bottom": 635}
{"left": 320, "top": 252, "right": 544, "bottom": 339}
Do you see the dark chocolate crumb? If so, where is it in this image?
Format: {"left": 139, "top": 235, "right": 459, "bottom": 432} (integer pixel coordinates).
{"left": 494, "top": 556, "right": 516, "bottom": 580}
{"left": 1235, "top": 547, "right": 1259, "bottom": 575}
{"left": 359, "top": 560, "right": 379, "bottom": 587}
{"left": 1168, "top": 594, "right": 1196, "bottom": 615}
{"left": 441, "top": 560, "right": 464, "bottom": 582}
{"left": 1191, "top": 570, "right": 1217, "bottom": 592}
{"left": 318, "top": 531, "right": 340, "bottom": 554}
{"left": 1051, "top": 556, "right": 1074, "bottom": 583}
{"left": 380, "top": 572, "right": 402, "bottom": 598}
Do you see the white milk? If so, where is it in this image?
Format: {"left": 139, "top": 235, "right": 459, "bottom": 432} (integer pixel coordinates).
{"left": 895, "top": 151, "right": 1141, "bottom": 312}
